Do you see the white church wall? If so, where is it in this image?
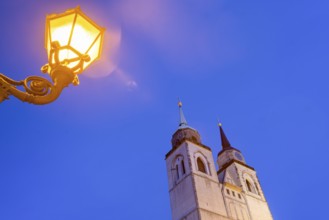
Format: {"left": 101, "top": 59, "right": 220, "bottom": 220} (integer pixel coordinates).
{"left": 187, "top": 141, "right": 228, "bottom": 217}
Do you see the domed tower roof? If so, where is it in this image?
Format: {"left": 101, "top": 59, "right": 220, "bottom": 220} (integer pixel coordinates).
{"left": 171, "top": 101, "right": 201, "bottom": 149}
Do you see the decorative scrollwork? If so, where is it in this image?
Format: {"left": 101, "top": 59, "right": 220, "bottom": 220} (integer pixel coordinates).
{"left": 0, "top": 77, "right": 10, "bottom": 102}
{"left": 0, "top": 42, "right": 78, "bottom": 105}
{"left": 0, "top": 73, "right": 60, "bottom": 105}
{"left": 23, "top": 76, "right": 53, "bottom": 96}
{"left": 47, "top": 41, "right": 90, "bottom": 75}
{"left": 0, "top": 73, "right": 54, "bottom": 97}
{"left": 0, "top": 73, "right": 21, "bottom": 86}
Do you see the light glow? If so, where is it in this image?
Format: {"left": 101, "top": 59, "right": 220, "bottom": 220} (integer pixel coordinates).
{"left": 45, "top": 7, "right": 105, "bottom": 74}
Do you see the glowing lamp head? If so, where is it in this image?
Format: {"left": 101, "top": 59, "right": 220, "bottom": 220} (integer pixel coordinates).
{"left": 45, "top": 6, "right": 105, "bottom": 74}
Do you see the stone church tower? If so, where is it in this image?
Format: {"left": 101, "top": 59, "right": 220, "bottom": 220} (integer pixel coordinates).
{"left": 165, "top": 102, "right": 273, "bottom": 220}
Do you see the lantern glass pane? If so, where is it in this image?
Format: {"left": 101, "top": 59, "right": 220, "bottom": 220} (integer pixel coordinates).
{"left": 46, "top": 30, "right": 51, "bottom": 59}
{"left": 70, "top": 14, "right": 100, "bottom": 55}
{"left": 49, "top": 14, "right": 75, "bottom": 48}
{"left": 58, "top": 49, "right": 79, "bottom": 68}
{"left": 84, "top": 35, "right": 102, "bottom": 69}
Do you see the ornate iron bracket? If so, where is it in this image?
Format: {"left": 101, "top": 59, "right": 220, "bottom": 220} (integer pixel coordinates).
{"left": 0, "top": 41, "right": 90, "bottom": 105}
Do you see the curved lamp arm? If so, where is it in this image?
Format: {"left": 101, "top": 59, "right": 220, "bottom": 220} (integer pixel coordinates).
{"left": 0, "top": 40, "right": 86, "bottom": 105}
{"left": 0, "top": 7, "right": 104, "bottom": 105}
{"left": 0, "top": 66, "right": 77, "bottom": 105}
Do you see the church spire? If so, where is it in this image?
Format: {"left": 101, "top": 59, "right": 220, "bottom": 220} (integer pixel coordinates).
{"left": 178, "top": 101, "right": 188, "bottom": 128}
{"left": 171, "top": 100, "right": 201, "bottom": 148}
{"left": 218, "top": 122, "right": 233, "bottom": 150}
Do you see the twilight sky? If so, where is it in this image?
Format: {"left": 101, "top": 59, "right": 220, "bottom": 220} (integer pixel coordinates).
{"left": 1, "top": 0, "right": 329, "bottom": 219}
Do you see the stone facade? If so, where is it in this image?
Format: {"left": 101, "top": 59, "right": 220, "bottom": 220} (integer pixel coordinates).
{"left": 166, "top": 107, "right": 273, "bottom": 220}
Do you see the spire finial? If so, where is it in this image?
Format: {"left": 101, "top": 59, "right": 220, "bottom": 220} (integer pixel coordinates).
{"left": 178, "top": 99, "right": 188, "bottom": 128}
{"left": 217, "top": 118, "right": 222, "bottom": 127}
{"left": 218, "top": 121, "right": 232, "bottom": 150}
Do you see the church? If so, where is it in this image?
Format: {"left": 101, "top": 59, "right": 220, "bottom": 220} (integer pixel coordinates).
{"left": 165, "top": 102, "right": 273, "bottom": 220}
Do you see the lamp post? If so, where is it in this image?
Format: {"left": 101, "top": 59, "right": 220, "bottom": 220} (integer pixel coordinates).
{"left": 0, "top": 6, "right": 105, "bottom": 105}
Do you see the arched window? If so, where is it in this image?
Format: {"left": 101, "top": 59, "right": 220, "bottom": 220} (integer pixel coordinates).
{"left": 172, "top": 155, "right": 186, "bottom": 183}
{"left": 197, "top": 157, "right": 206, "bottom": 173}
{"left": 255, "top": 183, "right": 260, "bottom": 195}
{"left": 246, "top": 180, "right": 252, "bottom": 192}
{"left": 181, "top": 160, "right": 185, "bottom": 174}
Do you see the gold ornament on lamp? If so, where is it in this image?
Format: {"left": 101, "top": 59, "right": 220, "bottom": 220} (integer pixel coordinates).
{"left": 0, "top": 6, "right": 105, "bottom": 105}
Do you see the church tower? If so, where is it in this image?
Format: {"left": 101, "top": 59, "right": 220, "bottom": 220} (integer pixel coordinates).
{"left": 217, "top": 124, "right": 273, "bottom": 220}
{"left": 165, "top": 102, "right": 229, "bottom": 220}
{"left": 165, "top": 102, "right": 274, "bottom": 220}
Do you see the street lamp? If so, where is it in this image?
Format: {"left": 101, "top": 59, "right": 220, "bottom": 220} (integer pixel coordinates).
{"left": 0, "top": 6, "right": 105, "bottom": 105}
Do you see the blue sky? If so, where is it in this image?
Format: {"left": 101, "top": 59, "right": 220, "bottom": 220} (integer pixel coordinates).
{"left": 1, "top": 0, "right": 329, "bottom": 219}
